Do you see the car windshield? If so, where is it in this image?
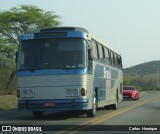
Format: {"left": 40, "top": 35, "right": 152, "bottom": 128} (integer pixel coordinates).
{"left": 17, "top": 38, "right": 87, "bottom": 71}
{"left": 123, "top": 87, "right": 135, "bottom": 90}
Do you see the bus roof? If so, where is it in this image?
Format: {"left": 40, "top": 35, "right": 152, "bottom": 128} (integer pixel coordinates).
{"left": 89, "top": 32, "right": 121, "bottom": 55}
{"left": 39, "top": 27, "right": 89, "bottom": 33}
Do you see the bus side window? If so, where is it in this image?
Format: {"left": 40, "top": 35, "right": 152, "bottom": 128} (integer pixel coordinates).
{"left": 97, "top": 43, "right": 104, "bottom": 62}
{"left": 91, "top": 40, "right": 98, "bottom": 59}
{"left": 114, "top": 53, "right": 118, "bottom": 67}
{"left": 104, "top": 47, "right": 110, "bottom": 65}
{"left": 87, "top": 40, "right": 93, "bottom": 61}
{"left": 102, "top": 47, "right": 105, "bottom": 58}
{"left": 110, "top": 51, "right": 114, "bottom": 66}
{"left": 108, "top": 49, "right": 111, "bottom": 65}
{"left": 117, "top": 55, "right": 122, "bottom": 69}
{"left": 112, "top": 52, "right": 117, "bottom": 67}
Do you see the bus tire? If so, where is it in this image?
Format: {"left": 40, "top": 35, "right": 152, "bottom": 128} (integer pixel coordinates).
{"left": 32, "top": 111, "right": 43, "bottom": 118}
{"left": 87, "top": 94, "right": 97, "bottom": 117}
{"left": 104, "top": 105, "right": 111, "bottom": 110}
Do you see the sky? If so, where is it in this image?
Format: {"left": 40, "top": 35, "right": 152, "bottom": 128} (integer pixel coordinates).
{"left": 1, "top": 0, "right": 160, "bottom": 68}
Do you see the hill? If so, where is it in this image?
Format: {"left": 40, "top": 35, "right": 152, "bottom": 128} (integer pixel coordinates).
{"left": 124, "top": 60, "right": 160, "bottom": 76}
{"left": 123, "top": 60, "right": 160, "bottom": 91}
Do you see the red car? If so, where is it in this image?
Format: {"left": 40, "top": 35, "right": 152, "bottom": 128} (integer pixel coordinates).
{"left": 123, "top": 86, "right": 139, "bottom": 100}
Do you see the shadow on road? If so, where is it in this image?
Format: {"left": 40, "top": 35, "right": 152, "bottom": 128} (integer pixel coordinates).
{"left": 33, "top": 110, "right": 87, "bottom": 120}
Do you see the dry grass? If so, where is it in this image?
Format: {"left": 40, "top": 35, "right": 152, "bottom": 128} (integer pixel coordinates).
{"left": 0, "top": 95, "right": 18, "bottom": 110}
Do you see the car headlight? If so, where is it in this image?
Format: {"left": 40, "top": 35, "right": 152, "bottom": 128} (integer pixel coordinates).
{"left": 21, "top": 89, "right": 34, "bottom": 98}
{"left": 65, "top": 88, "right": 79, "bottom": 96}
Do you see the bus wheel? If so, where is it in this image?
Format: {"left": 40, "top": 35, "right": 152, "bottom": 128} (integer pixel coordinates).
{"left": 87, "top": 94, "right": 97, "bottom": 117}
{"left": 104, "top": 105, "right": 111, "bottom": 110}
{"left": 32, "top": 111, "right": 43, "bottom": 118}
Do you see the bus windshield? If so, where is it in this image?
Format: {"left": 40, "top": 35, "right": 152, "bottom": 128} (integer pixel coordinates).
{"left": 17, "top": 38, "right": 87, "bottom": 71}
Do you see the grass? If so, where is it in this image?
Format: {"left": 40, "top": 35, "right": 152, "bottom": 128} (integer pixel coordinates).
{"left": 0, "top": 95, "right": 18, "bottom": 110}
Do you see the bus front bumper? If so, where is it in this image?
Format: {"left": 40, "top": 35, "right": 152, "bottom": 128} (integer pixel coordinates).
{"left": 18, "top": 99, "right": 88, "bottom": 111}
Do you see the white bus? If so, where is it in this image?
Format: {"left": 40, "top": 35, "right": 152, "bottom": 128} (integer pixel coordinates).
{"left": 16, "top": 27, "right": 123, "bottom": 117}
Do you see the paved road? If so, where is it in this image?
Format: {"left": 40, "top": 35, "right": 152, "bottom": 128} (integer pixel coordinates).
{"left": 0, "top": 91, "right": 160, "bottom": 134}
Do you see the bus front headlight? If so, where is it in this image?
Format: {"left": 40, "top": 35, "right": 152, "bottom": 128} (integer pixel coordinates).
{"left": 65, "top": 88, "right": 79, "bottom": 96}
{"left": 66, "top": 89, "right": 72, "bottom": 96}
{"left": 21, "top": 90, "right": 27, "bottom": 97}
{"left": 73, "top": 89, "right": 79, "bottom": 96}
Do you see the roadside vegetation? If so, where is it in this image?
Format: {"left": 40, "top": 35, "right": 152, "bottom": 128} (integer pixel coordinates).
{"left": 0, "top": 95, "right": 17, "bottom": 110}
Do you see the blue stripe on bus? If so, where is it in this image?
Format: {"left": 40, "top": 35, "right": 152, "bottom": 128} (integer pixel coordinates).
{"left": 68, "top": 31, "right": 87, "bottom": 38}
{"left": 16, "top": 69, "right": 88, "bottom": 77}
{"left": 18, "top": 99, "right": 88, "bottom": 111}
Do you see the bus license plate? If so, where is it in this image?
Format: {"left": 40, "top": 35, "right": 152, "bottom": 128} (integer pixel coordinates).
{"left": 44, "top": 102, "right": 55, "bottom": 107}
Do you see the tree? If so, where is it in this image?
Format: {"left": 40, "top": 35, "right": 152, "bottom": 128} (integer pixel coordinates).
{"left": 0, "top": 39, "right": 17, "bottom": 94}
{"left": 0, "top": 39, "right": 16, "bottom": 69}
{"left": 0, "top": 5, "right": 61, "bottom": 93}
{"left": 0, "top": 5, "right": 61, "bottom": 45}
